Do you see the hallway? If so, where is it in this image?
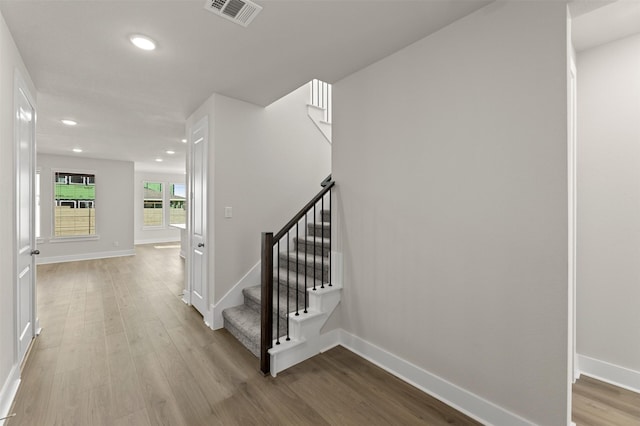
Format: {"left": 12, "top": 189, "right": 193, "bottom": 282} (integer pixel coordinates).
{"left": 8, "top": 245, "right": 480, "bottom": 425}
{"left": 8, "top": 244, "right": 640, "bottom": 425}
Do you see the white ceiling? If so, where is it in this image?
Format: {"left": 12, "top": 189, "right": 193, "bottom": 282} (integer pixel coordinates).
{"left": 572, "top": 1, "right": 640, "bottom": 52}
{"left": 0, "top": 0, "right": 490, "bottom": 173}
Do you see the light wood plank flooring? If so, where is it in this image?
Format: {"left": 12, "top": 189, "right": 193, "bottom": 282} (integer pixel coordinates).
{"left": 8, "top": 244, "right": 640, "bottom": 425}
{"left": 573, "top": 375, "right": 640, "bottom": 425}
{"left": 8, "top": 244, "right": 480, "bottom": 425}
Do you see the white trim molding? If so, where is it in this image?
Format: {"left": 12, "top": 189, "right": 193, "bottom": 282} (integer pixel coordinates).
{"left": 0, "top": 364, "right": 20, "bottom": 426}
{"left": 211, "top": 261, "right": 261, "bottom": 329}
{"left": 36, "top": 249, "right": 135, "bottom": 265}
{"left": 577, "top": 354, "right": 640, "bottom": 394}
{"left": 319, "top": 329, "right": 536, "bottom": 426}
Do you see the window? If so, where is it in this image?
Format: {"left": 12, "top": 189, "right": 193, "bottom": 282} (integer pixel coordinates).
{"left": 54, "top": 171, "right": 96, "bottom": 237}
{"left": 169, "top": 183, "right": 186, "bottom": 225}
{"left": 143, "top": 182, "right": 164, "bottom": 227}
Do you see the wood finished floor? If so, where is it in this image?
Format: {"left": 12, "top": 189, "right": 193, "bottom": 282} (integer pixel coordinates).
{"left": 8, "top": 245, "right": 640, "bottom": 425}
{"left": 8, "top": 244, "right": 481, "bottom": 426}
{"left": 573, "top": 376, "right": 640, "bottom": 426}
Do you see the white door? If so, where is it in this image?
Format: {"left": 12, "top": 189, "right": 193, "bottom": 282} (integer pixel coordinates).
{"left": 15, "top": 73, "right": 37, "bottom": 365}
{"left": 189, "top": 116, "right": 208, "bottom": 317}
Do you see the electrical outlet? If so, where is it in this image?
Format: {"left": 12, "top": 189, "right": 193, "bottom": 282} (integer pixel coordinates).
{"left": 113, "top": 241, "right": 119, "bottom": 247}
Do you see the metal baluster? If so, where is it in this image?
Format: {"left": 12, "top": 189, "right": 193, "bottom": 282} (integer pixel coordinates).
{"left": 329, "top": 188, "right": 332, "bottom": 287}
{"left": 313, "top": 203, "right": 317, "bottom": 291}
{"left": 286, "top": 231, "right": 290, "bottom": 341}
{"left": 295, "top": 222, "right": 299, "bottom": 316}
{"left": 321, "top": 195, "right": 325, "bottom": 289}
{"left": 304, "top": 212, "right": 308, "bottom": 313}
{"left": 276, "top": 240, "right": 280, "bottom": 345}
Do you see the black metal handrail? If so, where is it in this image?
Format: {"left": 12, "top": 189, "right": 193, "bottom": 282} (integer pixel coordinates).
{"left": 260, "top": 176, "right": 334, "bottom": 375}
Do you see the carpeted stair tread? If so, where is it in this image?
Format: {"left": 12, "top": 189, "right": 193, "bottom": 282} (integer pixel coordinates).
{"left": 222, "top": 305, "right": 261, "bottom": 357}
{"left": 295, "top": 235, "right": 330, "bottom": 245}
{"left": 294, "top": 235, "right": 330, "bottom": 256}
{"left": 274, "top": 267, "right": 324, "bottom": 292}
{"left": 222, "top": 304, "right": 289, "bottom": 358}
{"left": 307, "top": 221, "right": 330, "bottom": 237}
{"left": 279, "top": 251, "right": 329, "bottom": 274}
{"left": 243, "top": 285, "right": 308, "bottom": 318}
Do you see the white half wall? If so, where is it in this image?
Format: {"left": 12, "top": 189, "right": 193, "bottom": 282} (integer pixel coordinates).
{"left": 0, "top": 9, "right": 36, "bottom": 424}
{"left": 36, "top": 154, "right": 134, "bottom": 263}
{"left": 134, "top": 170, "right": 184, "bottom": 245}
{"left": 576, "top": 34, "right": 640, "bottom": 380}
{"left": 186, "top": 82, "right": 331, "bottom": 306}
{"left": 333, "top": 2, "right": 569, "bottom": 425}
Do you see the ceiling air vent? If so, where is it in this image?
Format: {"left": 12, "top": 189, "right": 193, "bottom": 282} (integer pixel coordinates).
{"left": 204, "top": 0, "right": 262, "bottom": 27}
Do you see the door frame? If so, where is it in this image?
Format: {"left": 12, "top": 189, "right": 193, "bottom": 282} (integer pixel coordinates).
{"left": 185, "top": 115, "right": 210, "bottom": 322}
{"left": 568, "top": 58, "right": 578, "bottom": 383}
{"left": 14, "top": 69, "right": 39, "bottom": 368}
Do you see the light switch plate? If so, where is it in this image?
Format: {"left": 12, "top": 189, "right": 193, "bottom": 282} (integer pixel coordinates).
{"left": 225, "top": 207, "right": 232, "bottom": 218}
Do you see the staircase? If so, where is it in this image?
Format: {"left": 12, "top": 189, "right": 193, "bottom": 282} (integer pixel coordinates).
{"left": 308, "top": 79, "right": 332, "bottom": 143}
{"left": 222, "top": 193, "right": 340, "bottom": 375}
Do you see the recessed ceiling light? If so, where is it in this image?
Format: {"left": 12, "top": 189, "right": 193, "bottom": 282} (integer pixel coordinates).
{"left": 155, "top": 158, "right": 163, "bottom": 162}
{"left": 130, "top": 34, "right": 156, "bottom": 51}
{"left": 181, "top": 138, "right": 187, "bottom": 143}
{"left": 165, "top": 150, "right": 175, "bottom": 155}
{"left": 72, "top": 148, "right": 83, "bottom": 153}
{"left": 61, "top": 119, "right": 77, "bottom": 126}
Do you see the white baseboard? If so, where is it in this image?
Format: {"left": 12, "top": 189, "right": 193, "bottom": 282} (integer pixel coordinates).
{"left": 0, "top": 364, "right": 20, "bottom": 426}
{"left": 134, "top": 237, "right": 180, "bottom": 245}
{"left": 204, "top": 304, "right": 215, "bottom": 330}
{"left": 318, "top": 328, "right": 342, "bottom": 353}
{"left": 211, "top": 261, "right": 261, "bottom": 330}
{"left": 577, "top": 354, "right": 640, "bottom": 394}
{"left": 37, "top": 249, "right": 136, "bottom": 265}
{"left": 322, "top": 329, "right": 534, "bottom": 426}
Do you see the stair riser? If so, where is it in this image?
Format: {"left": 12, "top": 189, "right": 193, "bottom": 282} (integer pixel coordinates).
{"left": 223, "top": 317, "right": 260, "bottom": 357}
{"left": 223, "top": 315, "right": 287, "bottom": 354}
{"left": 279, "top": 259, "right": 329, "bottom": 278}
{"left": 294, "top": 239, "right": 330, "bottom": 257}
{"left": 244, "top": 290, "right": 307, "bottom": 320}
{"left": 273, "top": 269, "right": 323, "bottom": 293}
{"left": 321, "top": 210, "right": 330, "bottom": 223}
{"left": 307, "top": 223, "right": 330, "bottom": 238}
{"left": 275, "top": 276, "right": 319, "bottom": 293}
{"left": 278, "top": 253, "right": 329, "bottom": 271}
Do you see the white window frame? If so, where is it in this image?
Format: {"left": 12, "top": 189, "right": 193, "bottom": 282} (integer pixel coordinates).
{"left": 142, "top": 181, "right": 165, "bottom": 229}
{"left": 169, "top": 182, "right": 186, "bottom": 226}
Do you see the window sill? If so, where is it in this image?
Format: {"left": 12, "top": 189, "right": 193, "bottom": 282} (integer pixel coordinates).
{"left": 49, "top": 235, "right": 100, "bottom": 243}
{"left": 142, "top": 226, "right": 166, "bottom": 230}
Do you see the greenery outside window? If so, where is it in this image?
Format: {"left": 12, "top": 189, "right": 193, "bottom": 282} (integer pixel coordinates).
{"left": 54, "top": 171, "right": 96, "bottom": 237}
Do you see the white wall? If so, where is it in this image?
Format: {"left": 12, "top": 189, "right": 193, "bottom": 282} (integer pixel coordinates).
{"left": 37, "top": 154, "right": 135, "bottom": 263}
{"left": 333, "top": 2, "right": 569, "bottom": 425}
{"left": 186, "top": 82, "right": 331, "bottom": 306}
{"left": 134, "top": 170, "right": 184, "bottom": 244}
{"left": 0, "top": 9, "right": 37, "bottom": 421}
{"left": 577, "top": 34, "right": 640, "bottom": 386}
